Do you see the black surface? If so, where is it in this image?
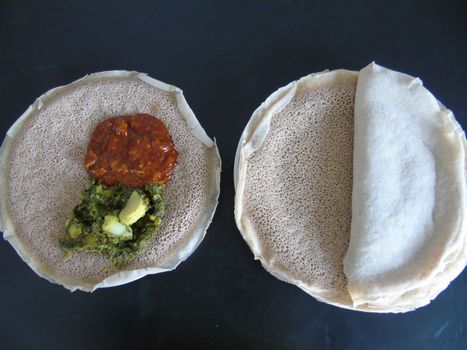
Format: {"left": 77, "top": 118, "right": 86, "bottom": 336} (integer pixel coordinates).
{"left": 1, "top": 1, "right": 466, "bottom": 349}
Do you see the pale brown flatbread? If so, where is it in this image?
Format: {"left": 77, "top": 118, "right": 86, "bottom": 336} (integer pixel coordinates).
{"left": 235, "top": 63, "right": 466, "bottom": 312}
{"left": 235, "top": 70, "right": 359, "bottom": 309}
{"left": 0, "top": 71, "right": 221, "bottom": 291}
{"left": 344, "top": 63, "right": 466, "bottom": 311}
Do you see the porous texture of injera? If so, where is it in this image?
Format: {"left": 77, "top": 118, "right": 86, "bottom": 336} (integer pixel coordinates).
{"left": 7, "top": 77, "right": 212, "bottom": 286}
{"left": 242, "top": 84, "right": 355, "bottom": 301}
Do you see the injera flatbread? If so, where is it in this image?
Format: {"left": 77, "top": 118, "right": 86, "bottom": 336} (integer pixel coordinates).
{"left": 0, "top": 71, "right": 221, "bottom": 291}
{"left": 344, "top": 63, "right": 467, "bottom": 311}
{"left": 234, "top": 63, "right": 466, "bottom": 312}
{"left": 235, "top": 70, "right": 359, "bottom": 309}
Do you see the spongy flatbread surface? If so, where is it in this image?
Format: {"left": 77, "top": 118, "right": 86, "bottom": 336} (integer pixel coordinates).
{"left": 235, "top": 65, "right": 466, "bottom": 313}
{"left": 344, "top": 63, "right": 467, "bottom": 310}
{"left": 1, "top": 72, "right": 220, "bottom": 291}
{"left": 235, "top": 71, "right": 357, "bottom": 305}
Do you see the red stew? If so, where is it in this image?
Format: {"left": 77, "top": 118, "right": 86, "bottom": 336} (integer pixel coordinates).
{"left": 85, "top": 114, "right": 178, "bottom": 188}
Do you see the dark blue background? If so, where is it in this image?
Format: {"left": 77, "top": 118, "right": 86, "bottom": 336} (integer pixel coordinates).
{"left": 1, "top": 1, "right": 466, "bottom": 349}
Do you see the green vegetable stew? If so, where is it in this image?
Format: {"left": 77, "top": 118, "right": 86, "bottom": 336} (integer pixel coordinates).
{"left": 60, "top": 180, "right": 165, "bottom": 268}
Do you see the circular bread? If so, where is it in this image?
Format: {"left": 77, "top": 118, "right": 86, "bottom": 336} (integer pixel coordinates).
{"left": 0, "top": 71, "right": 221, "bottom": 291}
{"left": 234, "top": 68, "right": 466, "bottom": 312}
{"left": 235, "top": 70, "right": 358, "bottom": 310}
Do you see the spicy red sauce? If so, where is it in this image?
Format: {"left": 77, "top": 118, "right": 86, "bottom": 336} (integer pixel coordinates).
{"left": 84, "top": 114, "right": 178, "bottom": 188}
